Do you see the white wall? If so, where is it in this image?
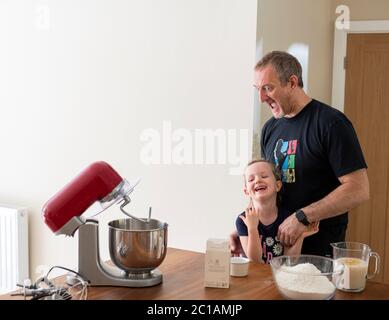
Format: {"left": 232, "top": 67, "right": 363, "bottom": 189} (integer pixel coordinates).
{"left": 0, "top": 0, "right": 257, "bottom": 280}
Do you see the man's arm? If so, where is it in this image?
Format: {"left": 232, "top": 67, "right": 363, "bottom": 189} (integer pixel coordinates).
{"left": 306, "top": 168, "right": 369, "bottom": 221}
{"left": 278, "top": 168, "right": 369, "bottom": 246}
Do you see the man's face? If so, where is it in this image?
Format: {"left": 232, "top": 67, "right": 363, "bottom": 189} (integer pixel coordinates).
{"left": 253, "top": 65, "right": 292, "bottom": 119}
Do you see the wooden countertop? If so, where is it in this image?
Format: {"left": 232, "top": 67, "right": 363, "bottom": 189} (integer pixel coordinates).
{"left": 2, "top": 247, "right": 389, "bottom": 300}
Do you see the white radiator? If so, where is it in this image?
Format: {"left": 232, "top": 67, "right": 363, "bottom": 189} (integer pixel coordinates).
{"left": 0, "top": 204, "right": 29, "bottom": 294}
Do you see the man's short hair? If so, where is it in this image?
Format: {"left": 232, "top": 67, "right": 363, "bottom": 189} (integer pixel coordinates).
{"left": 254, "top": 51, "right": 304, "bottom": 88}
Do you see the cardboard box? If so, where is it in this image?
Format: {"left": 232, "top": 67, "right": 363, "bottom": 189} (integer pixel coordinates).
{"left": 204, "top": 239, "right": 230, "bottom": 288}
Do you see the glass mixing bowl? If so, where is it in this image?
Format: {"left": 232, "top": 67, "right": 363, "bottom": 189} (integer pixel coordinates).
{"left": 270, "top": 255, "right": 344, "bottom": 300}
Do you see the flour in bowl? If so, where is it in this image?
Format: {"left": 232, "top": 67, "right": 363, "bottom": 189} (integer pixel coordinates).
{"left": 275, "top": 262, "right": 335, "bottom": 300}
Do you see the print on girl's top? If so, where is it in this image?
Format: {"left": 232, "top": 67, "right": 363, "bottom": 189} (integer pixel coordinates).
{"left": 262, "top": 235, "right": 283, "bottom": 264}
{"left": 274, "top": 139, "right": 297, "bottom": 183}
{"left": 236, "top": 207, "right": 289, "bottom": 264}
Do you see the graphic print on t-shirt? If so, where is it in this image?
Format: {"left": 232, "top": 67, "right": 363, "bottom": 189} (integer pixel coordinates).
{"left": 262, "top": 235, "right": 283, "bottom": 263}
{"left": 273, "top": 139, "right": 297, "bottom": 183}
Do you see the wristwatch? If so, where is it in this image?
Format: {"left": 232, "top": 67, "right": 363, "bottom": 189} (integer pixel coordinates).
{"left": 295, "top": 209, "right": 310, "bottom": 226}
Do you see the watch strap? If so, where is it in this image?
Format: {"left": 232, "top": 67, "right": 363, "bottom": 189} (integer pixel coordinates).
{"left": 296, "top": 209, "right": 310, "bottom": 226}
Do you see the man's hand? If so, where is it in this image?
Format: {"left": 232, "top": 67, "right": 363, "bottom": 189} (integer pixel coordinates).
{"left": 277, "top": 213, "right": 309, "bottom": 246}
{"left": 229, "top": 230, "right": 244, "bottom": 257}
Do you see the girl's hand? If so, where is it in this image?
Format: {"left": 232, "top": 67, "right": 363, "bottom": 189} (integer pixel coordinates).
{"left": 302, "top": 221, "right": 319, "bottom": 238}
{"left": 239, "top": 207, "right": 260, "bottom": 231}
{"left": 283, "top": 222, "right": 320, "bottom": 256}
{"left": 229, "top": 230, "right": 244, "bottom": 257}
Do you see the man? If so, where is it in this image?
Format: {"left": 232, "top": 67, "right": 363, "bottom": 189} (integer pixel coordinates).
{"left": 231, "top": 51, "right": 369, "bottom": 257}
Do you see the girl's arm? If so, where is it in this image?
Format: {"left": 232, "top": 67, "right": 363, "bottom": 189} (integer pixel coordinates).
{"left": 239, "top": 233, "right": 262, "bottom": 263}
{"left": 284, "top": 236, "right": 304, "bottom": 255}
{"left": 239, "top": 208, "right": 263, "bottom": 263}
{"left": 284, "top": 222, "right": 319, "bottom": 255}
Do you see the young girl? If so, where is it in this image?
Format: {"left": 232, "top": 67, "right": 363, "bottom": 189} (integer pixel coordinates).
{"left": 236, "top": 159, "right": 318, "bottom": 263}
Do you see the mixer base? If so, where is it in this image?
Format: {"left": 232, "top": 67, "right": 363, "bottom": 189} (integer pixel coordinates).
{"left": 78, "top": 221, "right": 164, "bottom": 288}
{"left": 123, "top": 269, "right": 163, "bottom": 287}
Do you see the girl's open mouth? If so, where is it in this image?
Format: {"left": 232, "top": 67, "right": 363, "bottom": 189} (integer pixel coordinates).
{"left": 254, "top": 185, "right": 267, "bottom": 192}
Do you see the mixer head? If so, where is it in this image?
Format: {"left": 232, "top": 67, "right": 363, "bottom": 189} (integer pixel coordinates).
{"left": 42, "top": 161, "right": 139, "bottom": 236}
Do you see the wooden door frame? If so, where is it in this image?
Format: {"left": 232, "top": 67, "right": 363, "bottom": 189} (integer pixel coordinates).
{"left": 332, "top": 20, "right": 389, "bottom": 112}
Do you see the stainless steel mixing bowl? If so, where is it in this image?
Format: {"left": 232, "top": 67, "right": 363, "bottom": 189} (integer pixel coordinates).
{"left": 108, "top": 218, "right": 168, "bottom": 274}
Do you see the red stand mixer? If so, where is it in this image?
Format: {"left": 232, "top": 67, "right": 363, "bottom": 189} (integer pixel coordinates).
{"left": 42, "top": 161, "right": 168, "bottom": 287}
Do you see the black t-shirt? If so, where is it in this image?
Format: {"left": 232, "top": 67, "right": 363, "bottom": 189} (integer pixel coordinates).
{"left": 260, "top": 99, "right": 367, "bottom": 254}
{"left": 235, "top": 207, "right": 289, "bottom": 264}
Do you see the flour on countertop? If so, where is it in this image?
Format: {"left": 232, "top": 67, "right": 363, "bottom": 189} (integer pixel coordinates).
{"left": 275, "top": 262, "right": 335, "bottom": 299}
